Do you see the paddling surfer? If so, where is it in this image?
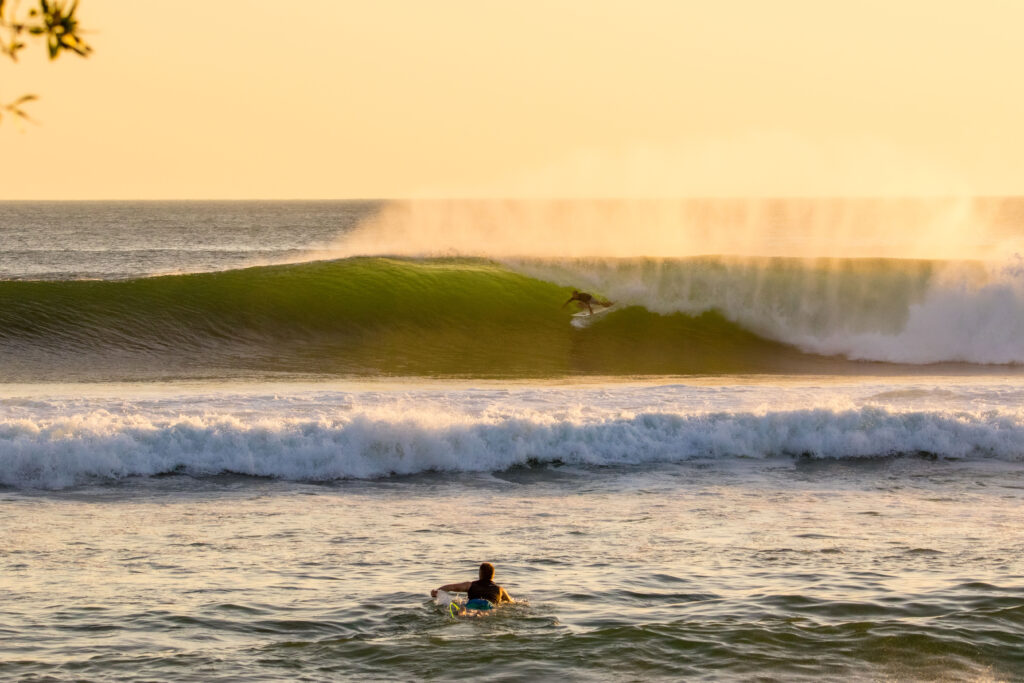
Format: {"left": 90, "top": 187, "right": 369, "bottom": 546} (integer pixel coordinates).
{"left": 431, "top": 562, "right": 513, "bottom": 607}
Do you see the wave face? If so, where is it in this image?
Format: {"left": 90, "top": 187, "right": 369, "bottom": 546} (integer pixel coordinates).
{"left": 4, "top": 385, "right": 1024, "bottom": 489}
{"left": 0, "top": 257, "right": 815, "bottom": 380}
{"left": 3, "top": 255, "right": 1024, "bottom": 380}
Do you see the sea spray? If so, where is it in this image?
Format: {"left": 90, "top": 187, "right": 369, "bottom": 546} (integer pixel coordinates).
{"left": 511, "top": 256, "right": 1024, "bottom": 364}
{"left": 324, "top": 197, "right": 1010, "bottom": 260}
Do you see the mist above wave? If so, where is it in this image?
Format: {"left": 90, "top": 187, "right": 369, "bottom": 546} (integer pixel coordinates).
{"left": 325, "top": 197, "right": 1024, "bottom": 261}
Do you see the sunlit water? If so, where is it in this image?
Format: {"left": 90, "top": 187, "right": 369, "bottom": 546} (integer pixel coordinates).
{"left": 2, "top": 202, "right": 1024, "bottom": 681}
{"left": 2, "top": 379, "right": 1023, "bottom": 681}
{"left": 3, "top": 455, "right": 1022, "bottom": 681}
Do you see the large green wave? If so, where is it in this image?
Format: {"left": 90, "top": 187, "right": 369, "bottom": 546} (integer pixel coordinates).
{"left": 0, "top": 257, "right": 835, "bottom": 380}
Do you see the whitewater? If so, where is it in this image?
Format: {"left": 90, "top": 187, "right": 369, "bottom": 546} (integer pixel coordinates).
{"left": 4, "top": 380, "right": 1024, "bottom": 490}
{"left": 2, "top": 200, "right": 1023, "bottom": 681}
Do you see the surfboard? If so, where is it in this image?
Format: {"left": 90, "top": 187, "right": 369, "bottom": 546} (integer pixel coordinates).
{"left": 571, "top": 304, "right": 616, "bottom": 328}
{"left": 571, "top": 304, "right": 616, "bottom": 319}
{"left": 435, "top": 590, "right": 496, "bottom": 618}
{"left": 435, "top": 590, "right": 458, "bottom": 607}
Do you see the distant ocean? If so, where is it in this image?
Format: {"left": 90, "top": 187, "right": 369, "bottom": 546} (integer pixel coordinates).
{"left": 2, "top": 200, "right": 1023, "bottom": 681}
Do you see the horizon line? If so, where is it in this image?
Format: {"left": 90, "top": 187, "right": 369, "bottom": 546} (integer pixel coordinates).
{"left": 2, "top": 194, "right": 1024, "bottom": 202}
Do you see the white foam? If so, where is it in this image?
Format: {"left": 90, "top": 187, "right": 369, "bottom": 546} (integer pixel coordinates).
{"left": 512, "top": 256, "right": 1024, "bottom": 365}
{"left": 2, "top": 384, "right": 1023, "bottom": 489}
{"left": 804, "top": 264, "right": 1024, "bottom": 363}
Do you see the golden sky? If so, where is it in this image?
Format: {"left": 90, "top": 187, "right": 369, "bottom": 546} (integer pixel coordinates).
{"left": 2, "top": 0, "right": 1023, "bottom": 199}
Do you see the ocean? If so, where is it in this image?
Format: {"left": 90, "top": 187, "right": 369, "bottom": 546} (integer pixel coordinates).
{"left": 2, "top": 200, "right": 1023, "bottom": 681}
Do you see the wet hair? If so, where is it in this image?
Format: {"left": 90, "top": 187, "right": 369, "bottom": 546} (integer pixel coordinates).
{"left": 479, "top": 562, "right": 495, "bottom": 581}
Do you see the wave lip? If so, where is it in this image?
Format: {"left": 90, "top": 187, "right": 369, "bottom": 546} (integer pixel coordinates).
{"left": 3, "top": 406, "right": 1022, "bottom": 490}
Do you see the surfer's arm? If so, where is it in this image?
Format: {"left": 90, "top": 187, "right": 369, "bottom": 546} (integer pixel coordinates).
{"left": 431, "top": 581, "right": 472, "bottom": 597}
{"left": 498, "top": 587, "right": 513, "bottom": 603}
{"left": 561, "top": 297, "right": 575, "bottom": 309}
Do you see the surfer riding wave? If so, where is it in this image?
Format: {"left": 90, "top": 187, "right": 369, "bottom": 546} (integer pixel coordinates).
{"left": 562, "top": 290, "right": 613, "bottom": 315}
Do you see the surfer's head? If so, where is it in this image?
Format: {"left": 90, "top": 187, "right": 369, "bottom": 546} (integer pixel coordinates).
{"left": 479, "top": 562, "right": 495, "bottom": 581}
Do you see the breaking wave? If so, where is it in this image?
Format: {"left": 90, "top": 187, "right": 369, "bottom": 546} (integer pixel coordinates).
{"left": 3, "top": 254, "right": 1024, "bottom": 380}
{"left": 2, "top": 404, "right": 1023, "bottom": 489}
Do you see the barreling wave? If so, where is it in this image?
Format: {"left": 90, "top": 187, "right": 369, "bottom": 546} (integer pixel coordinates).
{"left": 3, "top": 404, "right": 1023, "bottom": 489}
{"left": 0, "top": 256, "right": 821, "bottom": 380}
{"left": 2, "top": 254, "right": 1024, "bottom": 380}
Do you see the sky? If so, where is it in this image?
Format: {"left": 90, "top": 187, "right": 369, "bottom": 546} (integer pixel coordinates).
{"left": 2, "top": 0, "right": 1023, "bottom": 200}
